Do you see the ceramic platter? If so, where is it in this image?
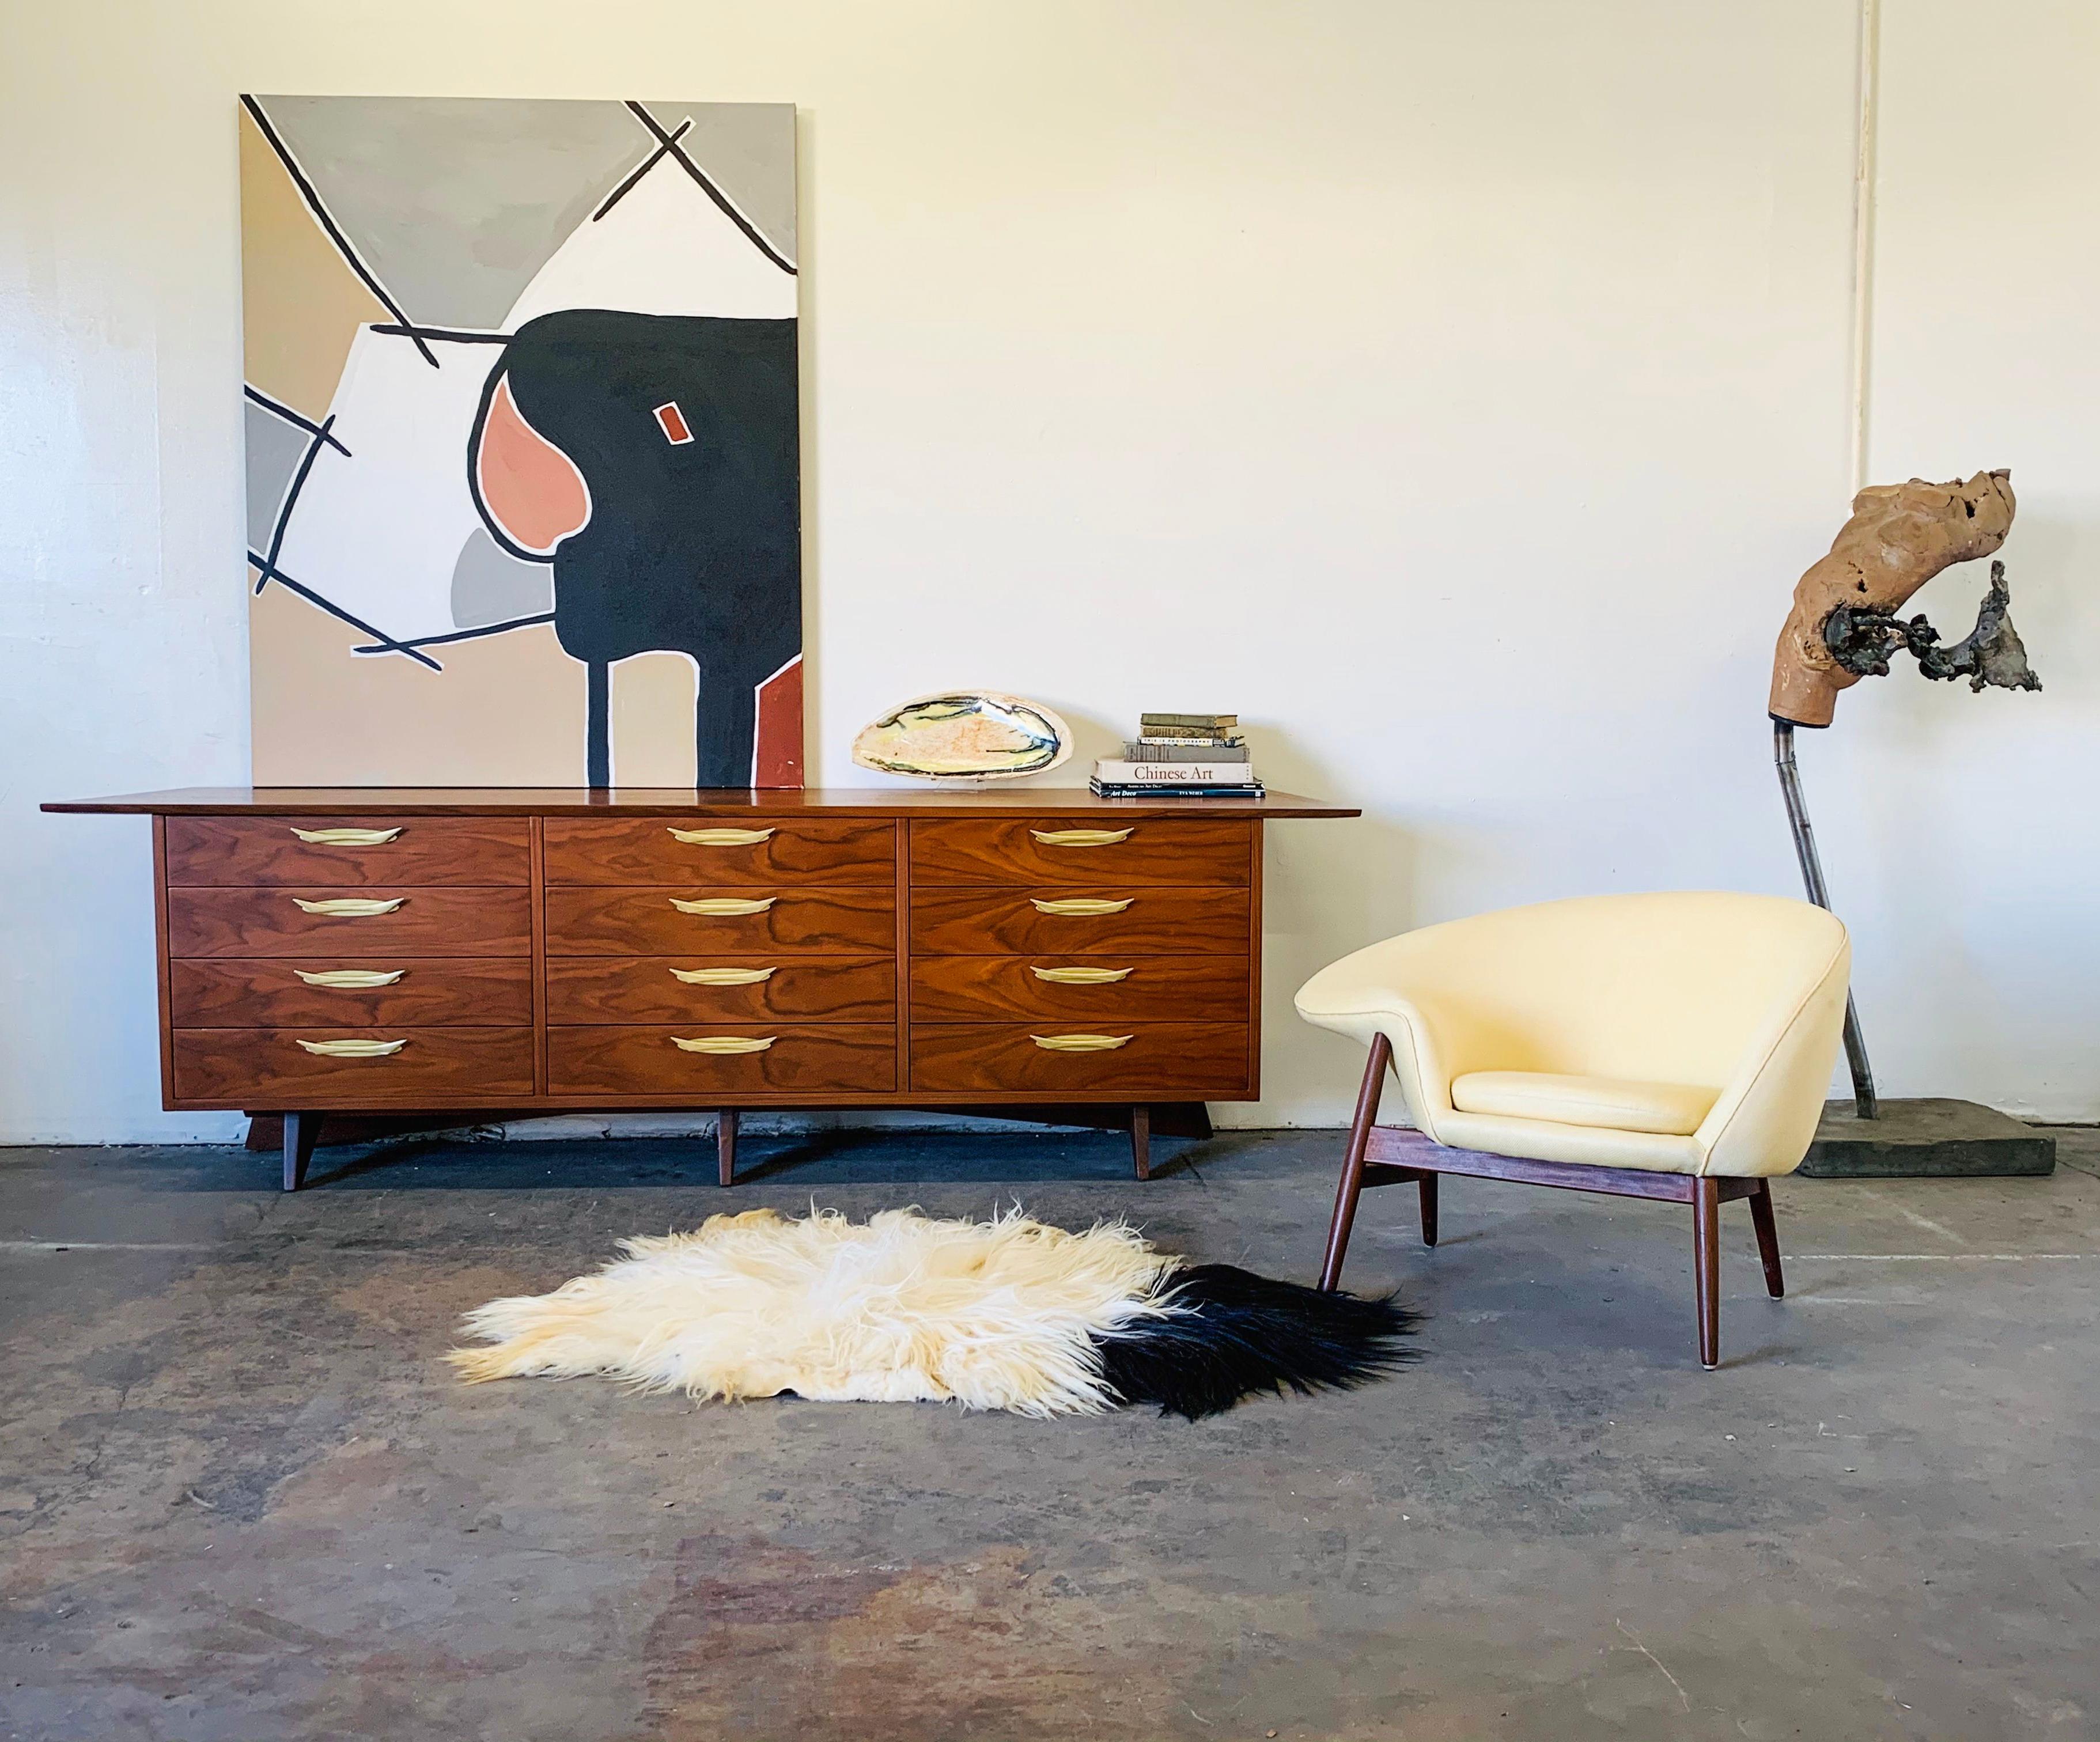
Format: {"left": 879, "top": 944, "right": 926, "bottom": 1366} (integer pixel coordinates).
{"left": 851, "top": 691, "right": 1072, "bottom": 782}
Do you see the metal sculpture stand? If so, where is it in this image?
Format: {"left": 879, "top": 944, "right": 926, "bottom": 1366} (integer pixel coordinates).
{"left": 1773, "top": 721, "right": 1877, "bottom": 1119}
{"left": 1772, "top": 721, "right": 2052, "bottom": 1177}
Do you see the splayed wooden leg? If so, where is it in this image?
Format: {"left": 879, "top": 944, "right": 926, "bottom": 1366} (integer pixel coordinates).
{"left": 1319, "top": 1034, "right": 1391, "bottom": 1292}
{"left": 283, "top": 1111, "right": 321, "bottom": 1192}
{"left": 1749, "top": 1178, "right": 1785, "bottom": 1297}
{"left": 1693, "top": 1176, "right": 1721, "bottom": 1369}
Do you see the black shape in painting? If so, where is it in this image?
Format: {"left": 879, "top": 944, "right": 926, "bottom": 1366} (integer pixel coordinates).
{"left": 466, "top": 309, "right": 801, "bottom": 787}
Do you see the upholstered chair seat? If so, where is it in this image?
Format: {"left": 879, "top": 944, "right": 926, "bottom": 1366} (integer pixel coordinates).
{"left": 1447, "top": 1070, "right": 1718, "bottom": 1137}
{"left": 1294, "top": 891, "right": 1851, "bottom": 1367}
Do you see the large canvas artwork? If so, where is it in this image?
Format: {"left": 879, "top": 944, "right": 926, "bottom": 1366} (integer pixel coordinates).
{"left": 239, "top": 96, "right": 802, "bottom": 788}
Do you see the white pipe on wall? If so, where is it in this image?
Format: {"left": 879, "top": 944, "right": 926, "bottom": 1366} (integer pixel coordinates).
{"left": 1848, "top": 0, "right": 1882, "bottom": 496}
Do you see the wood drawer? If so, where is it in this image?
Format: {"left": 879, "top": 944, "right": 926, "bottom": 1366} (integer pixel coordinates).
{"left": 170, "top": 959, "right": 531, "bottom": 1027}
{"left": 165, "top": 816, "right": 529, "bottom": 887}
{"left": 910, "top": 955, "right": 1252, "bottom": 1023}
{"left": 547, "top": 1025, "right": 896, "bottom": 1096}
{"left": 172, "top": 1027, "right": 534, "bottom": 1104}
{"left": 545, "top": 887, "right": 895, "bottom": 956}
{"left": 909, "top": 1023, "right": 1253, "bottom": 1096}
{"left": 911, "top": 818, "right": 1253, "bottom": 886}
{"left": 546, "top": 957, "right": 895, "bottom": 1025}
{"left": 911, "top": 886, "right": 1250, "bottom": 955}
{"left": 544, "top": 817, "right": 895, "bottom": 885}
{"left": 167, "top": 887, "right": 532, "bottom": 959}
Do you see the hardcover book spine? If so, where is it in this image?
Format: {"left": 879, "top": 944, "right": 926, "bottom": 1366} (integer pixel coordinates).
{"left": 1091, "top": 783, "right": 1266, "bottom": 798}
{"left": 1096, "top": 761, "right": 1259, "bottom": 785}
{"left": 1126, "top": 740, "right": 1250, "bottom": 761}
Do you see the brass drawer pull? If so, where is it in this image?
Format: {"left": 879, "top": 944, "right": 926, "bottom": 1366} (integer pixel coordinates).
{"left": 1029, "top": 1033, "right": 1134, "bottom": 1052}
{"left": 292, "top": 896, "right": 406, "bottom": 917}
{"left": 670, "top": 1035, "right": 777, "bottom": 1055}
{"left": 669, "top": 895, "right": 777, "bottom": 917}
{"left": 295, "top": 1037, "right": 407, "bottom": 1058}
{"left": 289, "top": 825, "right": 403, "bottom": 846}
{"left": 669, "top": 965, "right": 777, "bottom": 986}
{"left": 666, "top": 826, "right": 776, "bottom": 846}
{"left": 1030, "top": 896, "right": 1132, "bottom": 917}
{"left": 1028, "top": 827, "right": 1133, "bottom": 847}
{"left": 1030, "top": 965, "right": 1134, "bottom": 984}
{"left": 294, "top": 968, "right": 405, "bottom": 989}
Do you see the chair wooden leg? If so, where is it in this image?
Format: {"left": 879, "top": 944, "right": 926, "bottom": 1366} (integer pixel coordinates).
{"left": 1693, "top": 1176, "right": 1721, "bottom": 1369}
{"left": 1319, "top": 1033, "right": 1391, "bottom": 1292}
{"left": 1418, "top": 1173, "right": 1439, "bottom": 1247}
{"left": 1749, "top": 1178, "right": 1784, "bottom": 1298}
{"left": 282, "top": 1110, "right": 321, "bottom": 1193}
{"left": 717, "top": 1110, "right": 738, "bottom": 1187}
{"left": 1130, "top": 1104, "right": 1151, "bottom": 1181}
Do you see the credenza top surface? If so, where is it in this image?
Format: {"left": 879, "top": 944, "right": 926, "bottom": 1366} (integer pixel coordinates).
{"left": 44, "top": 786, "right": 1360, "bottom": 820}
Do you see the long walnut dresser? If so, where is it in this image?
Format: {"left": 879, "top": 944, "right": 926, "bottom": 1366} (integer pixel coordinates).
{"left": 44, "top": 788, "right": 1357, "bottom": 1188}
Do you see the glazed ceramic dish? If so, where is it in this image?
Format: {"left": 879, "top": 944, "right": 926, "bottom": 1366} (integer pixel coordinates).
{"left": 851, "top": 692, "right": 1072, "bottom": 782}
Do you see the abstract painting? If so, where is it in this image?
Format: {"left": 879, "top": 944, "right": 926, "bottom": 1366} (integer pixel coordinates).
{"left": 239, "top": 96, "right": 802, "bottom": 788}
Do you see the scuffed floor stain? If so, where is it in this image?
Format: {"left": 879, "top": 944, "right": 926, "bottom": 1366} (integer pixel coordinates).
{"left": 636, "top": 1540, "right": 1231, "bottom": 1740}
{"left": 262, "top": 1434, "right": 410, "bottom": 1524}
{"left": 330, "top": 1262, "right": 543, "bottom": 1335}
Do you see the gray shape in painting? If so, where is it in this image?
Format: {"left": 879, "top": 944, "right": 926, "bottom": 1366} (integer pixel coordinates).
{"left": 451, "top": 527, "right": 555, "bottom": 630}
{"left": 637, "top": 101, "right": 796, "bottom": 263}
{"left": 255, "top": 97, "right": 796, "bottom": 332}
{"left": 243, "top": 400, "right": 311, "bottom": 553}
{"left": 256, "top": 97, "right": 653, "bottom": 331}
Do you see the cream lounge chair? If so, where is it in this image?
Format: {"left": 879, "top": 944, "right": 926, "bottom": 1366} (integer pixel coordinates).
{"left": 1294, "top": 892, "right": 1850, "bottom": 1367}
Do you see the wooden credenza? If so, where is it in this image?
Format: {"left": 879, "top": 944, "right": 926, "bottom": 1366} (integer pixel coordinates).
{"left": 44, "top": 787, "right": 1357, "bottom": 1187}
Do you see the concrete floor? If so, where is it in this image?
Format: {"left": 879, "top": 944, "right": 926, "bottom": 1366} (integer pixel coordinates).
{"left": 2, "top": 1127, "right": 2094, "bottom": 1742}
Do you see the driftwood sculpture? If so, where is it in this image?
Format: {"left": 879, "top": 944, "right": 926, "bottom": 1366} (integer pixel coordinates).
{"left": 1768, "top": 469, "right": 2037, "bottom": 727}
{"left": 1768, "top": 468, "right": 2042, "bottom": 1121}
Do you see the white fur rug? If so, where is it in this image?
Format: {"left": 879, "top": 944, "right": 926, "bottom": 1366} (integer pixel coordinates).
{"left": 449, "top": 1206, "right": 1181, "bottom": 1415}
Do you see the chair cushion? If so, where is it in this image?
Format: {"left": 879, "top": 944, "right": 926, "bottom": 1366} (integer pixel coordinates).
{"left": 1448, "top": 1070, "right": 1718, "bottom": 1137}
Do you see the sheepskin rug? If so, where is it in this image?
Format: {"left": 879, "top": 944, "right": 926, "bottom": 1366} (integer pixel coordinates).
{"left": 449, "top": 1206, "right": 1416, "bottom": 1418}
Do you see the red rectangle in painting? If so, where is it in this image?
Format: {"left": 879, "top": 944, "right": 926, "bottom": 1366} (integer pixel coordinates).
{"left": 653, "top": 400, "right": 694, "bottom": 445}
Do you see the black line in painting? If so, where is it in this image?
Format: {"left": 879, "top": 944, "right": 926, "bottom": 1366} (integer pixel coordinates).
{"left": 239, "top": 96, "right": 441, "bottom": 368}
{"left": 245, "top": 550, "right": 444, "bottom": 672}
{"left": 592, "top": 118, "right": 694, "bottom": 222}
{"left": 585, "top": 660, "right": 611, "bottom": 787}
{"left": 256, "top": 412, "right": 339, "bottom": 597}
{"left": 369, "top": 323, "right": 512, "bottom": 346}
{"left": 243, "top": 385, "right": 351, "bottom": 455}
{"left": 350, "top": 612, "right": 555, "bottom": 655}
{"left": 622, "top": 101, "right": 797, "bottom": 275}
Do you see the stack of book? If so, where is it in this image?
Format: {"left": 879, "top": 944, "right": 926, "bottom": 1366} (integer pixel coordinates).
{"left": 1091, "top": 714, "right": 1264, "bottom": 799}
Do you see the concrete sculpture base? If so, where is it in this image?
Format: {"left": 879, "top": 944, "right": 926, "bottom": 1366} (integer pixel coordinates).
{"left": 1798, "top": 1097, "right": 2055, "bottom": 1178}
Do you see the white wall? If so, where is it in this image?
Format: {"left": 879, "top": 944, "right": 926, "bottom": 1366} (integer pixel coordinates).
{"left": 1, "top": 0, "right": 2090, "bottom": 1142}
{"left": 1829, "top": 0, "right": 2100, "bottom": 1121}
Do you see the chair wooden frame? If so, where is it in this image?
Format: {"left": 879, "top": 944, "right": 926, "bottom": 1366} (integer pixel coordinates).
{"left": 1317, "top": 1035, "right": 1785, "bottom": 1368}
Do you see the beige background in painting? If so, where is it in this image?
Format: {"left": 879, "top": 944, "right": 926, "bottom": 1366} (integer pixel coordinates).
{"left": 611, "top": 653, "right": 701, "bottom": 786}
{"left": 237, "top": 109, "right": 384, "bottom": 419}
{"left": 250, "top": 585, "right": 589, "bottom": 785}
{"left": 251, "top": 609, "right": 705, "bottom": 787}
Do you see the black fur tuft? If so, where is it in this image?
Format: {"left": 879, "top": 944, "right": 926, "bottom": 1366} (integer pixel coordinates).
{"left": 1092, "top": 1264, "right": 1421, "bottom": 1420}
